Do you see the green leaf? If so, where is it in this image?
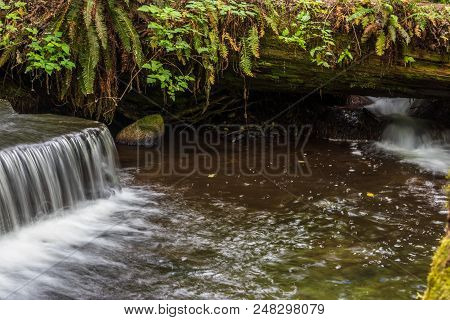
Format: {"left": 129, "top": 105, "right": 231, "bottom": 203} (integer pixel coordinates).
{"left": 80, "top": 25, "right": 100, "bottom": 94}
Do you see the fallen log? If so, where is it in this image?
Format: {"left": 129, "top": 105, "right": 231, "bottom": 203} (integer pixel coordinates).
{"left": 225, "top": 37, "right": 450, "bottom": 99}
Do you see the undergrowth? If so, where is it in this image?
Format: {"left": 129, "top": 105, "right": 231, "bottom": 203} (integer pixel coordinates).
{"left": 0, "top": 0, "right": 448, "bottom": 121}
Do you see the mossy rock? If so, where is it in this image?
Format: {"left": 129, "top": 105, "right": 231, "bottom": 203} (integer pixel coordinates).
{"left": 116, "top": 114, "right": 164, "bottom": 147}
{"left": 423, "top": 236, "right": 450, "bottom": 299}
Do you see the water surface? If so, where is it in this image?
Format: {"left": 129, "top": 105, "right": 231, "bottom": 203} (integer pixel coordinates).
{"left": 0, "top": 99, "right": 448, "bottom": 300}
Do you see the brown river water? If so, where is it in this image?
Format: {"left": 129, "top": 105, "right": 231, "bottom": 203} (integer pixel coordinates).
{"left": 114, "top": 136, "right": 447, "bottom": 299}
{"left": 0, "top": 98, "right": 448, "bottom": 299}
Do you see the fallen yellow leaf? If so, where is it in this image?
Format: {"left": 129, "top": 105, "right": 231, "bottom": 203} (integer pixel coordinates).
{"left": 366, "top": 192, "right": 375, "bottom": 197}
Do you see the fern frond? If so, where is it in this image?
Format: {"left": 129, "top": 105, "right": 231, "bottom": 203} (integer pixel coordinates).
{"left": 248, "top": 26, "right": 260, "bottom": 58}
{"left": 84, "top": 0, "right": 95, "bottom": 29}
{"left": 389, "top": 15, "right": 400, "bottom": 29}
{"left": 206, "top": 63, "right": 215, "bottom": 85}
{"left": 397, "top": 25, "right": 410, "bottom": 44}
{"left": 191, "top": 33, "right": 200, "bottom": 52}
{"left": 346, "top": 7, "right": 373, "bottom": 23}
{"left": 0, "top": 45, "right": 16, "bottom": 68}
{"left": 66, "top": 0, "right": 82, "bottom": 22}
{"left": 414, "top": 24, "right": 422, "bottom": 38}
{"left": 95, "top": 1, "right": 108, "bottom": 50}
{"left": 361, "top": 16, "right": 370, "bottom": 28}
{"left": 239, "top": 41, "right": 253, "bottom": 77}
{"left": 80, "top": 25, "right": 100, "bottom": 95}
{"left": 361, "top": 23, "right": 378, "bottom": 43}
{"left": 263, "top": 13, "right": 278, "bottom": 35}
{"left": 65, "top": 1, "right": 83, "bottom": 44}
{"left": 53, "top": 1, "right": 72, "bottom": 32}
{"left": 219, "top": 42, "right": 228, "bottom": 60}
{"left": 208, "top": 30, "right": 219, "bottom": 63}
{"left": 110, "top": 5, "right": 144, "bottom": 66}
{"left": 388, "top": 25, "right": 396, "bottom": 43}
{"left": 375, "top": 32, "right": 386, "bottom": 56}
{"left": 223, "top": 33, "right": 239, "bottom": 51}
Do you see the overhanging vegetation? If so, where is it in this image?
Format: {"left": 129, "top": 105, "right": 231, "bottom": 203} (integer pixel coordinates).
{"left": 0, "top": 0, "right": 449, "bottom": 121}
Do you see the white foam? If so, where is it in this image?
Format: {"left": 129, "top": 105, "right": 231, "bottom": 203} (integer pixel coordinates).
{"left": 375, "top": 141, "right": 450, "bottom": 174}
{"left": 365, "top": 97, "right": 413, "bottom": 116}
{"left": 0, "top": 188, "right": 155, "bottom": 299}
{"left": 366, "top": 97, "right": 450, "bottom": 174}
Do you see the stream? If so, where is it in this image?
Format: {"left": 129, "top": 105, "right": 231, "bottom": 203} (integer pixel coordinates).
{"left": 0, "top": 98, "right": 448, "bottom": 299}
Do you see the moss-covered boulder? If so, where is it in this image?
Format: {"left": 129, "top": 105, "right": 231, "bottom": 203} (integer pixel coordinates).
{"left": 116, "top": 114, "right": 164, "bottom": 147}
{"left": 423, "top": 236, "right": 450, "bottom": 299}
{"left": 423, "top": 178, "right": 450, "bottom": 300}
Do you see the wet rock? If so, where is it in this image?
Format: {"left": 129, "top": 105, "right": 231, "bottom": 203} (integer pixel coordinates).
{"left": 314, "top": 107, "right": 385, "bottom": 140}
{"left": 410, "top": 99, "right": 450, "bottom": 128}
{"left": 115, "top": 114, "right": 164, "bottom": 147}
{"left": 344, "top": 95, "right": 373, "bottom": 108}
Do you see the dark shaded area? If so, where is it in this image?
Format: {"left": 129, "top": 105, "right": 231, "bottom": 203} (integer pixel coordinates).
{"left": 115, "top": 89, "right": 388, "bottom": 141}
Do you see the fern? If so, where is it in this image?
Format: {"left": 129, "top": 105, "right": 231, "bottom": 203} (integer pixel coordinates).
{"left": 208, "top": 29, "right": 219, "bottom": 63}
{"left": 361, "top": 16, "right": 370, "bottom": 28}
{"left": 362, "top": 23, "right": 378, "bottom": 43}
{"left": 219, "top": 42, "right": 228, "bottom": 60}
{"left": 388, "top": 25, "right": 396, "bottom": 43}
{"left": 110, "top": 5, "right": 144, "bottom": 66}
{"left": 397, "top": 25, "right": 410, "bottom": 44}
{"left": 223, "top": 32, "right": 239, "bottom": 51}
{"left": 0, "top": 43, "right": 18, "bottom": 67}
{"left": 263, "top": 13, "right": 278, "bottom": 35}
{"left": 110, "top": 6, "right": 131, "bottom": 50}
{"left": 346, "top": 7, "right": 373, "bottom": 23}
{"left": 375, "top": 32, "right": 386, "bottom": 56}
{"left": 84, "top": 0, "right": 95, "bottom": 29}
{"left": 95, "top": 1, "right": 108, "bottom": 50}
{"left": 389, "top": 14, "right": 399, "bottom": 27}
{"left": 248, "top": 25, "right": 260, "bottom": 58}
{"left": 414, "top": 24, "right": 422, "bottom": 38}
{"left": 239, "top": 40, "right": 253, "bottom": 76}
{"left": 80, "top": 25, "right": 100, "bottom": 95}
{"left": 5, "top": 0, "right": 444, "bottom": 122}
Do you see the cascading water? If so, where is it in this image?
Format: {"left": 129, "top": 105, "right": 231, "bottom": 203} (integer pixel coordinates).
{"left": 364, "top": 97, "right": 413, "bottom": 116}
{"left": 0, "top": 101, "right": 120, "bottom": 235}
{"left": 366, "top": 97, "right": 450, "bottom": 174}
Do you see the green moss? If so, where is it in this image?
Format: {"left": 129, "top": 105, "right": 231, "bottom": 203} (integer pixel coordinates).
{"left": 136, "top": 114, "right": 164, "bottom": 131}
{"left": 423, "top": 236, "right": 450, "bottom": 299}
{"left": 116, "top": 114, "right": 164, "bottom": 147}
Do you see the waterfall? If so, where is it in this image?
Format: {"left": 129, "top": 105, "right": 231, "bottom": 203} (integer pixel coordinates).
{"left": 364, "top": 97, "right": 412, "bottom": 116}
{"left": 0, "top": 102, "right": 120, "bottom": 235}
{"left": 365, "top": 97, "right": 450, "bottom": 174}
